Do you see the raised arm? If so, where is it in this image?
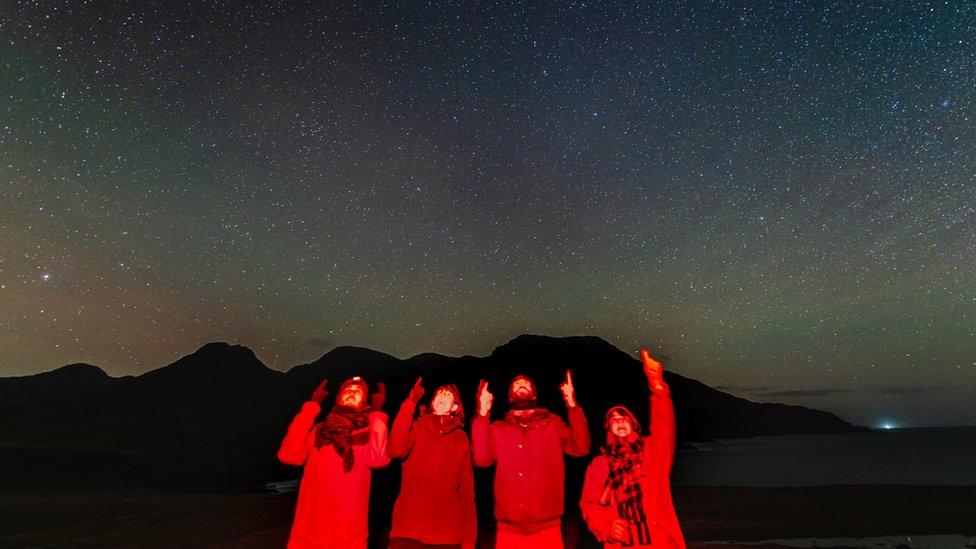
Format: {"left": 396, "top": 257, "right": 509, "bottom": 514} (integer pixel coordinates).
{"left": 363, "top": 383, "right": 391, "bottom": 469}
{"left": 561, "top": 370, "right": 591, "bottom": 456}
{"left": 388, "top": 377, "right": 424, "bottom": 459}
{"left": 471, "top": 379, "right": 497, "bottom": 467}
{"left": 641, "top": 348, "right": 677, "bottom": 472}
{"left": 277, "top": 379, "right": 329, "bottom": 466}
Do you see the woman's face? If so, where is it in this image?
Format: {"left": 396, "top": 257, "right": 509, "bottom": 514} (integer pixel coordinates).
{"left": 431, "top": 388, "right": 457, "bottom": 415}
{"left": 608, "top": 411, "right": 633, "bottom": 438}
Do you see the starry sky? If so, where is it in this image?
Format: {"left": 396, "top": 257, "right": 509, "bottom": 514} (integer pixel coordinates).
{"left": 1, "top": 1, "right": 974, "bottom": 427}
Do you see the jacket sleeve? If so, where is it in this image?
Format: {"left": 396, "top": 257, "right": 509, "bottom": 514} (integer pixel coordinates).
{"left": 362, "top": 411, "right": 392, "bottom": 469}
{"left": 648, "top": 383, "right": 677, "bottom": 474}
{"left": 563, "top": 404, "right": 592, "bottom": 457}
{"left": 388, "top": 399, "right": 417, "bottom": 459}
{"left": 580, "top": 456, "right": 616, "bottom": 542}
{"left": 458, "top": 433, "right": 478, "bottom": 549}
{"left": 471, "top": 415, "right": 496, "bottom": 467}
{"left": 277, "top": 401, "right": 321, "bottom": 466}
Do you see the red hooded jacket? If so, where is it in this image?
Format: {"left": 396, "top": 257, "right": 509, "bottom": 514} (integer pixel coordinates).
{"left": 580, "top": 385, "right": 686, "bottom": 548}
{"left": 388, "top": 398, "right": 477, "bottom": 547}
{"left": 277, "top": 401, "right": 391, "bottom": 549}
{"left": 472, "top": 405, "right": 590, "bottom": 535}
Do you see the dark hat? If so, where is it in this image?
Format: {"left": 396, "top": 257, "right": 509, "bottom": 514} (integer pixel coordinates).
{"left": 338, "top": 376, "right": 369, "bottom": 397}
{"left": 604, "top": 405, "right": 642, "bottom": 434}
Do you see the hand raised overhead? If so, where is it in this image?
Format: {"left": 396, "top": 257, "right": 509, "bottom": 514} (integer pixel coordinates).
{"left": 408, "top": 377, "right": 425, "bottom": 403}
{"left": 310, "top": 378, "right": 329, "bottom": 403}
{"left": 640, "top": 348, "right": 666, "bottom": 391}
{"left": 559, "top": 369, "right": 577, "bottom": 408}
{"left": 476, "top": 379, "right": 493, "bottom": 417}
{"left": 370, "top": 382, "right": 387, "bottom": 411}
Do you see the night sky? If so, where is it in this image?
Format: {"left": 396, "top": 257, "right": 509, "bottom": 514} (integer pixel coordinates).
{"left": 2, "top": 1, "right": 974, "bottom": 427}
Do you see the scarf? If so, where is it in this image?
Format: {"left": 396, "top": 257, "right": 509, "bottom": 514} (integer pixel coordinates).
{"left": 314, "top": 404, "right": 372, "bottom": 472}
{"left": 503, "top": 407, "right": 552, "bottom": 428}
{"left": 603, "top": 436, "right": 651, "bottom": 546}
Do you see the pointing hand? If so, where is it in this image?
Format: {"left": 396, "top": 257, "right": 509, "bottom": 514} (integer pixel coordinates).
{"left": 370, "top": 382, "right": 387, "bottom": 411}
{"left": 310, "top": 378, "right": 329, "bottom": 403}
{"left": 640, "top": 348, "right": 666, "bottom": 391}
{"left": 560, "top": 369, "right": 577, "bottom": 408}
{"left": 408, "top": 377, "right": 425, "bottom": 403}
{"left": 476, "top": 379, "right": 493, "bottom": 417}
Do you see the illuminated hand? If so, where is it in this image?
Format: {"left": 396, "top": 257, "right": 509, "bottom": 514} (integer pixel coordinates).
{"left": 560, "top": 369, "right": 577, "bottom": 408}
{"left": 370, "top": 382, "right": 386, "bottom": 411}
{"left": 408, "top": 377, "right": 425, "bottom": 403}
{"left": 476, "top": 379, "right": 493, "bottom": 417}
{"left": 310, "top": 378, "right": 329, "bottom": 403}
{"left": 640, "top": 348, "right": 666, "bottom": 391}
{"left": 610, "top": 519, "right": 629, "bottom": 543}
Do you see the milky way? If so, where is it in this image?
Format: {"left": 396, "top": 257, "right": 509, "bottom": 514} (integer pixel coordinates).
{"left": 1, "top": 1, "right": 974, "bottom": 426}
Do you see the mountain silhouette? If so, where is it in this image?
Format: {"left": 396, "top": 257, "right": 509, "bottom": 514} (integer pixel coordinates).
{"left": 130, "top": 341, "right": 285, "bottom": 404}
{"left": 0, "top": 363, "right": 113, "bottom": 408}
{"left": 0, "top": 335, "right": 861, "bottom": 441}
{"left": 0, "top": 334, "right": 865, "bottom": 513}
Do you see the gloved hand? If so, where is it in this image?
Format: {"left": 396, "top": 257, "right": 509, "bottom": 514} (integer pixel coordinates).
{"left": 370, "top": 382, "right": 387, "bottom": 411}
{"left": 310, "top": 378, "right": 329, "bottom": 403}
{"left": 408, "top": 377, "right": 425, "bottom": 403}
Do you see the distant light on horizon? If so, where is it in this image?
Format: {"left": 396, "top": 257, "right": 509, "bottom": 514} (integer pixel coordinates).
{"left": 879, "top": 421, "right": 898, "bottom": 430}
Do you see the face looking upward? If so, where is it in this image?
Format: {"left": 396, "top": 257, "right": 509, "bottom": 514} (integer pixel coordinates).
{"left": 431, "top": 388, "right": 458, "bottom": 415}
{"left": 608, "top": 411, "right": 633, "bottom": 438}
{"left": 339, "top": 384, "right": 365, "bottom": 409}
{"left": 511, "top": 377, "right": 534, "bottom": 399}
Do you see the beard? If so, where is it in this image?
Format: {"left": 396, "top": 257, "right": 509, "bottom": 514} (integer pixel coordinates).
{"left": 509, "top": 391, "right": 538, "bottom": 410}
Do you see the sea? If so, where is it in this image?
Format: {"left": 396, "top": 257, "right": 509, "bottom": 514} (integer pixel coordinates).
{"left": 671, "top": 427, "right": 976, "bottom": 487}
{"left": 672, "top": 428, "right": 976, "bottom": 548}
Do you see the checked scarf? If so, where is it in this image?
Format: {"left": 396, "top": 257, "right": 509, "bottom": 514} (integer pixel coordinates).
{"left": 603, "top": 436, "right": 651, "bottom": 546}
{"left": 314, "top": 404, "right": 372, "bottom": 472}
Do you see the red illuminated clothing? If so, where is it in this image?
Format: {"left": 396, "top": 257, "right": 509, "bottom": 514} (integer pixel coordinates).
{"left": 471, "top": 405, "right": 590, "bottom": 543}
{"left": 495, "top": 522, "right": 562, "bottom": 548}
{"left": 277, "top": 401, "right": 391, "bottom": 549}
{"left": 388, "top": 399, "right": 477, "bottom": 548}
{"left": 580, "top": 387, "right": 686, "bottom": 549}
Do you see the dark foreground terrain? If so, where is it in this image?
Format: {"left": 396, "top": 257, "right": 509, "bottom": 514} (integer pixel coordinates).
{"left": 1, "top": 484, "right": 973, "bottom": 547}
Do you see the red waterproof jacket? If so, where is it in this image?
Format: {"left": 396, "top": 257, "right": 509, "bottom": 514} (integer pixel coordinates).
{"left": 277, "top": 401, "right": 391, "bottom": 549}
{"left": 580, "top": 386, "right": 686, "bottom": 549}
{"left": 472, "top": 405, "right": 590, "bottom": 535}
{"left": 388, "top": 399, "right": 477, "bottom": 547}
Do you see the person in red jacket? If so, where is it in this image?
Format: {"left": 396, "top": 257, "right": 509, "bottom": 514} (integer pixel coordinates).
{"left": 472, "top": 371, "right": 591, "bottom": 549}
{"left": 388, "top": 378, "right": 477, "bottom": 549}
{"left": 580, "top": 349, "right": 686, "bottom": 548}
{"left": 277, "top": 376, "right": 391, "bottom": 549}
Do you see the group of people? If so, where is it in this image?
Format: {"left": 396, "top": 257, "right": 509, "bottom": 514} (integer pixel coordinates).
{"left": 277, "top": 349, "right": 685, "bottom": 549}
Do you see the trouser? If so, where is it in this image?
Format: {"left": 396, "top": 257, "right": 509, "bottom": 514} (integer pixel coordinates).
{"left": 495, "top": 523, "right": 562, "bottom": 549}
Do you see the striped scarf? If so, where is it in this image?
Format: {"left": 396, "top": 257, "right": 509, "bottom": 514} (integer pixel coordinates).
{"left": 603, "top": 436, "right": 651, "bottom": 546}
